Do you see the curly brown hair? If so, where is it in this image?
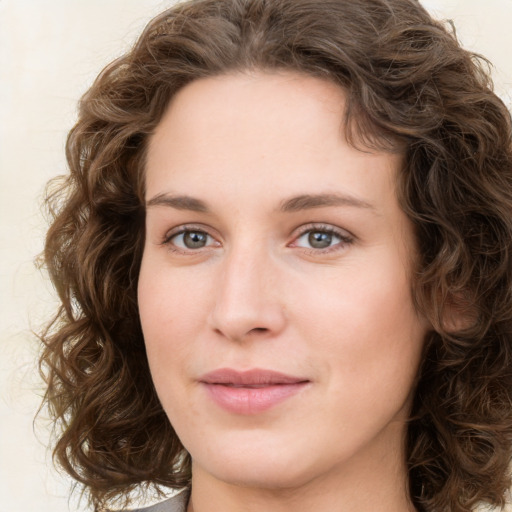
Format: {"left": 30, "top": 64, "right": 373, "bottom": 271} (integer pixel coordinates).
{"left": 40, "top": 0, "right": 512, "bottom": 510}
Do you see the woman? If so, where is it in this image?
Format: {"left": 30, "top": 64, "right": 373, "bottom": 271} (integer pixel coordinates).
{"left": 40, "top": 0, "right": 512, "bottom": 511}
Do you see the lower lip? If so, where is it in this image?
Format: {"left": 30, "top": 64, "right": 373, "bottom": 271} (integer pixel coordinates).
{"left": 202, "top": 382, "right": 308, "bottom": 415}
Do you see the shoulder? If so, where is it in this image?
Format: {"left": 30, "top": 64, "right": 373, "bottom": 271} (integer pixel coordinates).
{"left": 127, "top": 490, "right": 190, "bottom": 512}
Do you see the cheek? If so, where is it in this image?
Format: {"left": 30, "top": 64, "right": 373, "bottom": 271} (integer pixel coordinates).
{"left": 139, "top": 252, "right": 204, "bottom": 324}
{"left": 297, "top": 257, "right": 419, "bottom": 335}
{"left": 294, "top": 255, "right": 425, "bottom": 388}
{"left": 138, "top": 258, "right": 213, "bottom": 374}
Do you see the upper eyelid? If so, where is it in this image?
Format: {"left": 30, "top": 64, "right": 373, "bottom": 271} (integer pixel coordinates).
{"left": 291, "top": 223, "right": 354, "bottom": 240}
{"left": 162, "top": 223, "right": 219, "bottom": 242}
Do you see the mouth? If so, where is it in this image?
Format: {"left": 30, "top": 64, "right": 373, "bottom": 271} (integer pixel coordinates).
{"left": 199, "top": 368, "right": 310, "bottom": 415}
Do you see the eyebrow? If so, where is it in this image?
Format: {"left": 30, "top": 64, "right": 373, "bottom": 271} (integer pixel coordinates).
{"left": 279, "top": 193, "right": 375, "bottom": 212}
{"left": 146, "top": 192, "right": 375, "bottom": 213}
{"left": 146, "top": 193, "right": 210, "bottom": 212}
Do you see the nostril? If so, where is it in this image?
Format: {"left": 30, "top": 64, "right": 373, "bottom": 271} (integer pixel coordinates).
{"left": 250, "top": 327, "right": 269, "bottom": 334}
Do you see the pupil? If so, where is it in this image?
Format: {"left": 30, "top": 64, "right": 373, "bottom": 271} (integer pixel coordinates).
{"left": 184, "top": 231, "right": 207, "bottom": 248}
{"left": 308, "top": 231, "right": 332, "bottom": 248}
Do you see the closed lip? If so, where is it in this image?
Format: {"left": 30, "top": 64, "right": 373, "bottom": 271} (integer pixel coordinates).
{"left": 199, "top": 368, "right": 310, "bottom": 387}
{"left": 199, "top": 368, "right": 310, "bottom": 414}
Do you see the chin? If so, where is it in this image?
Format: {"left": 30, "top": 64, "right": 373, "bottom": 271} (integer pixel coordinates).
{"left": 196, "top": 455, "right": 318, "bottom": 490}
{"left": 188, "top": 430, "right": 339, "bottom": 491}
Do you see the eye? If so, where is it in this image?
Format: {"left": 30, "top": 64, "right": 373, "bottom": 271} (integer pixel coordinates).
{"left": 292, "top": 225, "right": 353, "bottom": 252}
{"left": 166, "top": 229, "right": 217, "bottom": 250}
{"left": 298, "top": 231, "right": 338, "bottom": 249}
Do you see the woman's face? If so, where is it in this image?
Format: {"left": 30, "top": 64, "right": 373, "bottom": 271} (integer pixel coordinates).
{"left": 138, "top": 72, "right": 428, "bottom": 491}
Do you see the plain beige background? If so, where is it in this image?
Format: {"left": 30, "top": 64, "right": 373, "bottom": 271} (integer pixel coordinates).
{"left": 1, "top": 1, "right": 511, "bottom": 511}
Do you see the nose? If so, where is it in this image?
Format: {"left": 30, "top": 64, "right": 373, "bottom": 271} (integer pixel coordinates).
{"left": 208, "top": 244, "right": 287, "bottom": 342}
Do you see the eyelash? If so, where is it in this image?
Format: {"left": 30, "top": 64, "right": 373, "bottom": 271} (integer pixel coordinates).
{"left": 161, "top": 224, "right": 219, "bottom": 254}
{"left": 161, "top": 223, "right": 354, "bottom": 254}
{"left": 290, "top": 223, "right": 354, "bottom": 254}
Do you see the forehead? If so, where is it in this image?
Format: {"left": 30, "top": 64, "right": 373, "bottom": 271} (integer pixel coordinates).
{"left": 149, "top": 71, "right": 347, "bottom": 163}
{"left": 146, "top": 72, "right": 402, "bottom": 205}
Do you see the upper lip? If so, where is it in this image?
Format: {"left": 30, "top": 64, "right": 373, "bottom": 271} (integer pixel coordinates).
{"left": 199, "top": 368, "right": 309, "bottom": 386}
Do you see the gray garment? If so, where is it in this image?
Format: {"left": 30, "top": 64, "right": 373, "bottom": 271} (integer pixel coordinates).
{"left": 131, "top": 490, "right": 190, "bottom": 512}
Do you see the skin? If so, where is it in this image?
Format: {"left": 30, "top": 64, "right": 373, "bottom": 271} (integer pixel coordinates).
{"left": 138, "top": 71, "right": 427, "bottom": 512}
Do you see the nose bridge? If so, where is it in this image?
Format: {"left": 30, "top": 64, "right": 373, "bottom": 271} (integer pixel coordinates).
{"left": 209, "top": 236, "right": 285, "bottom": 341}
